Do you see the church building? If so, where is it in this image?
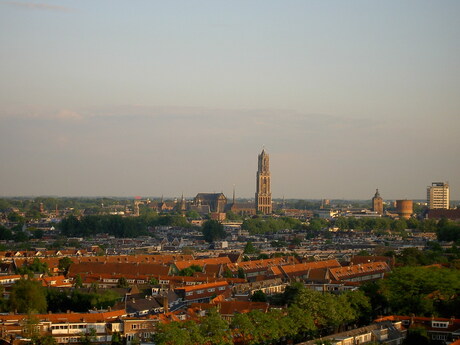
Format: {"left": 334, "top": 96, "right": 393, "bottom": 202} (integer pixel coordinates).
{"left": 255, "top": 149, "right": 272, "bottom": 214}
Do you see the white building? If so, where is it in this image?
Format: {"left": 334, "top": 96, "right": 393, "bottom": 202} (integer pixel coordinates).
{"left": 427, "top": 182, "right": 450, "bottom": 209}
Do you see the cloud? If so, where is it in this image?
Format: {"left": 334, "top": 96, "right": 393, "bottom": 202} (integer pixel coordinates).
{"left": 1, "top": 1, "right": 74, "bottom": 12}
{"left": 0, "top": 105, "right": 84, "bottom": 121}
{"left": 56, "top": 109, "right": 83, "bottom": 121}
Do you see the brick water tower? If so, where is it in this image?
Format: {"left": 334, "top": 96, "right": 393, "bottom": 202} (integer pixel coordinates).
{"left": 396, "top": 200, "right": 413, "bottom": 219}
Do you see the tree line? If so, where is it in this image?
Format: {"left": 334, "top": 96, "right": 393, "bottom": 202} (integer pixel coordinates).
{"left": 154, "top": 285, "right": 371, "bottom": 345}
{"left": 0, "top": 278, "right": 122, "bottom": 314}
{"left": 59, "top": 213, "right": 191, "bottom": 238}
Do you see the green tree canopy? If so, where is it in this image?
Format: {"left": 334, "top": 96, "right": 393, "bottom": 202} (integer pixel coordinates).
{"left": 9, "top": 279, "right": 47, "bottom": 313}
{"left": 243, "top": 241, "right": 259, "bottom": 254}
{"left": 58, "top": 257, "right": 73, "bottom": 275}
{"left": 380, "top": 266, "right": 460, "bottom": 317}
{"left": 202, "top": 220, "right": 226, "bottom": 243}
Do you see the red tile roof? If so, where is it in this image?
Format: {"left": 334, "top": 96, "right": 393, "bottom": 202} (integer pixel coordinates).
{"left": 68, "top": 262, "right": 171, "bottom": 277}
{"left": 226, "top": 256, "right": 298, "bottom": 273}
{"left": 329, "top": 262, "right": 390, "bottom": 281}
{"left": 0, "top": 310, "right": 126, "bottom": 323}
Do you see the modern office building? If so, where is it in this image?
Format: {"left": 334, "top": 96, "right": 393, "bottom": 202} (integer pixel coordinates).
{"left": 255, "top": 149, "right": 272, "bottom": 214}
{"left": 427, "top": 182, "right": 449, "bottom": 209}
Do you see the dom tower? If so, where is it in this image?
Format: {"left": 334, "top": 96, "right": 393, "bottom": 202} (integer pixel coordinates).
{"left": 255, "top": 149, "right": 272, "bottom": 214}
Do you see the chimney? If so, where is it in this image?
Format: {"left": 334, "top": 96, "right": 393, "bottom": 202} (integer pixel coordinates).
{"left": 163, "top": 295, "right": 169, "bottom": 314}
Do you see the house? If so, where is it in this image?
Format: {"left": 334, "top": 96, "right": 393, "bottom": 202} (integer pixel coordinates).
{"left": 174, "top": 281, "right": 230, "bottom": 304}
{"left": 191, "top": 300, "right": 269, "bottom": 321}
{"left": 226, "top": 256, "right": 299, "bottom": 281}
{"left": 328, "top": 262, "right": 391, "bottom": 284}
{"left": 278, "top": 259, "right": 341, "bottom": 282}
{"left": 301, "top": 321, "right": 406, "bottom": 345}
{"left": 232, "top": 278, "right": 287, "bottom": 299}
{"left": 170, "top": 257, "right": 231, "bottom": 276}
{"left": 68, "top": 262, "right": 172, "bottom": 279}
{"left": 350, "top": 255, "right": 395, "bottom": 269}
{"left": 122, "top": 318, "right": 157, "bottom": 345}
{"left": 0, "top": 310, "right": 126, "bottom": 345}
{"left": 0, "top": 274, "right": 21, "bottom": 286}
{"left": 375, "top": 315, "right": 460, "bottom": 344}
{"left": 40, "top": 275, "right": 73, "bottom": 288}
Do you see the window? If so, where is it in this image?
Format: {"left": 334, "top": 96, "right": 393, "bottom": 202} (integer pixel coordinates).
{"left": 207, "top": 288, "right": 215, "bottom": 292}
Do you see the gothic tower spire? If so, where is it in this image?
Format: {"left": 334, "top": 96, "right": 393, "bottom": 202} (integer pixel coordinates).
{"left": 255, "top": 149, "right": 272, "bottom": 214}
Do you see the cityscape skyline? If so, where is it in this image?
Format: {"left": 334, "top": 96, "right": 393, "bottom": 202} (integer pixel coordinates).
{"left": 1, "top": 1, "right": 459, "bottom": 199}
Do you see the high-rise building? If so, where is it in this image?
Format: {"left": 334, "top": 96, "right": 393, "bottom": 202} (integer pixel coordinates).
{"left": 255, "top": 149, "right": 272, "bottom": 214}
{"left": 427, "top": 182, "right": 450, "bottom": 209}
{"left": 371, "top": 189, "right": 383, "bottom": 215}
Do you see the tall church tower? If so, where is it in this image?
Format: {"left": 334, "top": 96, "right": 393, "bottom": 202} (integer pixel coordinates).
{"left": 372, "top": 189, "right": 383, "bottom": 215}
{"left": 255, "top": 149, "right": 272, "bottom": 214}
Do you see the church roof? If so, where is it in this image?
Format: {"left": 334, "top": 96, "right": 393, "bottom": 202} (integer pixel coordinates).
{"left": 195, "top": 193, "right": 226, "bottom": 200}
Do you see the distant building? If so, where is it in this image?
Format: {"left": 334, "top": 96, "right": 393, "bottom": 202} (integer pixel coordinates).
{"left": 371, "top": 189, "right": 383, "bottom": 215}
{"left": 193, "top": 193, "right": 227, "bottom": 213}
{"left": 255, "top": 149, "right": 272, "bottom": 214}
{"left": 396, "top": 200, "right": 413, "bottom": 219}
{"left": 426, "top": 208, "right": 460, "bottom": 221}
{"left": 427, "top": 182, "right": 450, "bottom": 209}
{"left": 225, "top": 186, "right": 256, "bottom": 216}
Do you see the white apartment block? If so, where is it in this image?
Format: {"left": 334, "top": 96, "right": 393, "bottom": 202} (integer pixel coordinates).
{"left": 427, "top": 182, "right": 449, "bottom": 209}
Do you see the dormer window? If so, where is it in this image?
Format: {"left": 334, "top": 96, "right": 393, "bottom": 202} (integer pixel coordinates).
{"left": 431, "top": 321, "right": 449, "bottom": 328}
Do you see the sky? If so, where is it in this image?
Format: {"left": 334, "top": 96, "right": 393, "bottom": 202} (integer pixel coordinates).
{"left": 0, "top": 0, "right": 459, "bottom": 200}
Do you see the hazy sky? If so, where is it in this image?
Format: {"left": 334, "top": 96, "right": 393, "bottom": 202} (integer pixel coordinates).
{"left": 1, "top": 1, "right": 459, "bottom": 200}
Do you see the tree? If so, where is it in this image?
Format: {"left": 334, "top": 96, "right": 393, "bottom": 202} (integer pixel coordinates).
{"left": 403, "top": 327, "right": 430, "bottom": 345}
{"left": 79, "top": 328, "right": 97, "bottom": 345}
{"left": 287, "top": 304, "right": 316, "bottom": 341}
{"left": 23, "top": 313, "right": 40, "bottom": 338}
{"left": 199, "top": 308, "right": 232, "bottom": 345}
{"left": 380, "top": 266, "right": 460, "bottom": 317}
{"left": 315, "top": 340, "right": 333, "bottom": 345}
{"left": 33, "top": 229, "right": 44, "bottom": 239}
{"left": 343, "top": 290, "right": 372, "bottom": 325}
{"left": 308, "top": 218, "right": 328, "bottom": 231}
{"left": 154, "top": 321, "right": 193, "bottom": 345}
{"left": 226, "top": 211, "right": 241, "bottom": 221}
{"left": 111, "top": 332, "right": 122, "bottom": 345}
{"left": 30, "top": 334, "right": 57, "bottom": 345}
{"left": 14, "top": 230, "right": 29, "bottom": 242}
{"left": 181, "top": 246, "right": 195, "bottom": 255}
{"left": 202, "top": 220, "right": 226, "bottom": 243}
{"left": 178, "top": 264, "right": 202, "bottom": 277}
{"left": 17, "top": 258, "right": 50, "bottom": 276}
{"left": 231, "top": 313, "right": 256, "bottom": 344}
{"left": 250, "top": 290, "right": 267, "bottom": 302}
{"left": 74, "top": 274, "right": 83, "bottom": 288}
{"left": 0, "top": 226, "right": 13, "bottom": 240}
{"left": 186, "top": 210, "right": 201, "bottom": 220}
{"left": 8, "top": 212, "right": 24, "bottom": 223}
{"left": 243, "top": 241, "right": 258, "bottom": 254}
{"left": 58, "top": 257, "right": 73, "bottom": 275}
{"left": 237, "top": 267, "right": 245, "bottom": 279}
{"left": 9, "top": 279, "right": 47, "bottom": 313}
{"left": 117, "top": 277, "right": 129, "bottom": 288}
